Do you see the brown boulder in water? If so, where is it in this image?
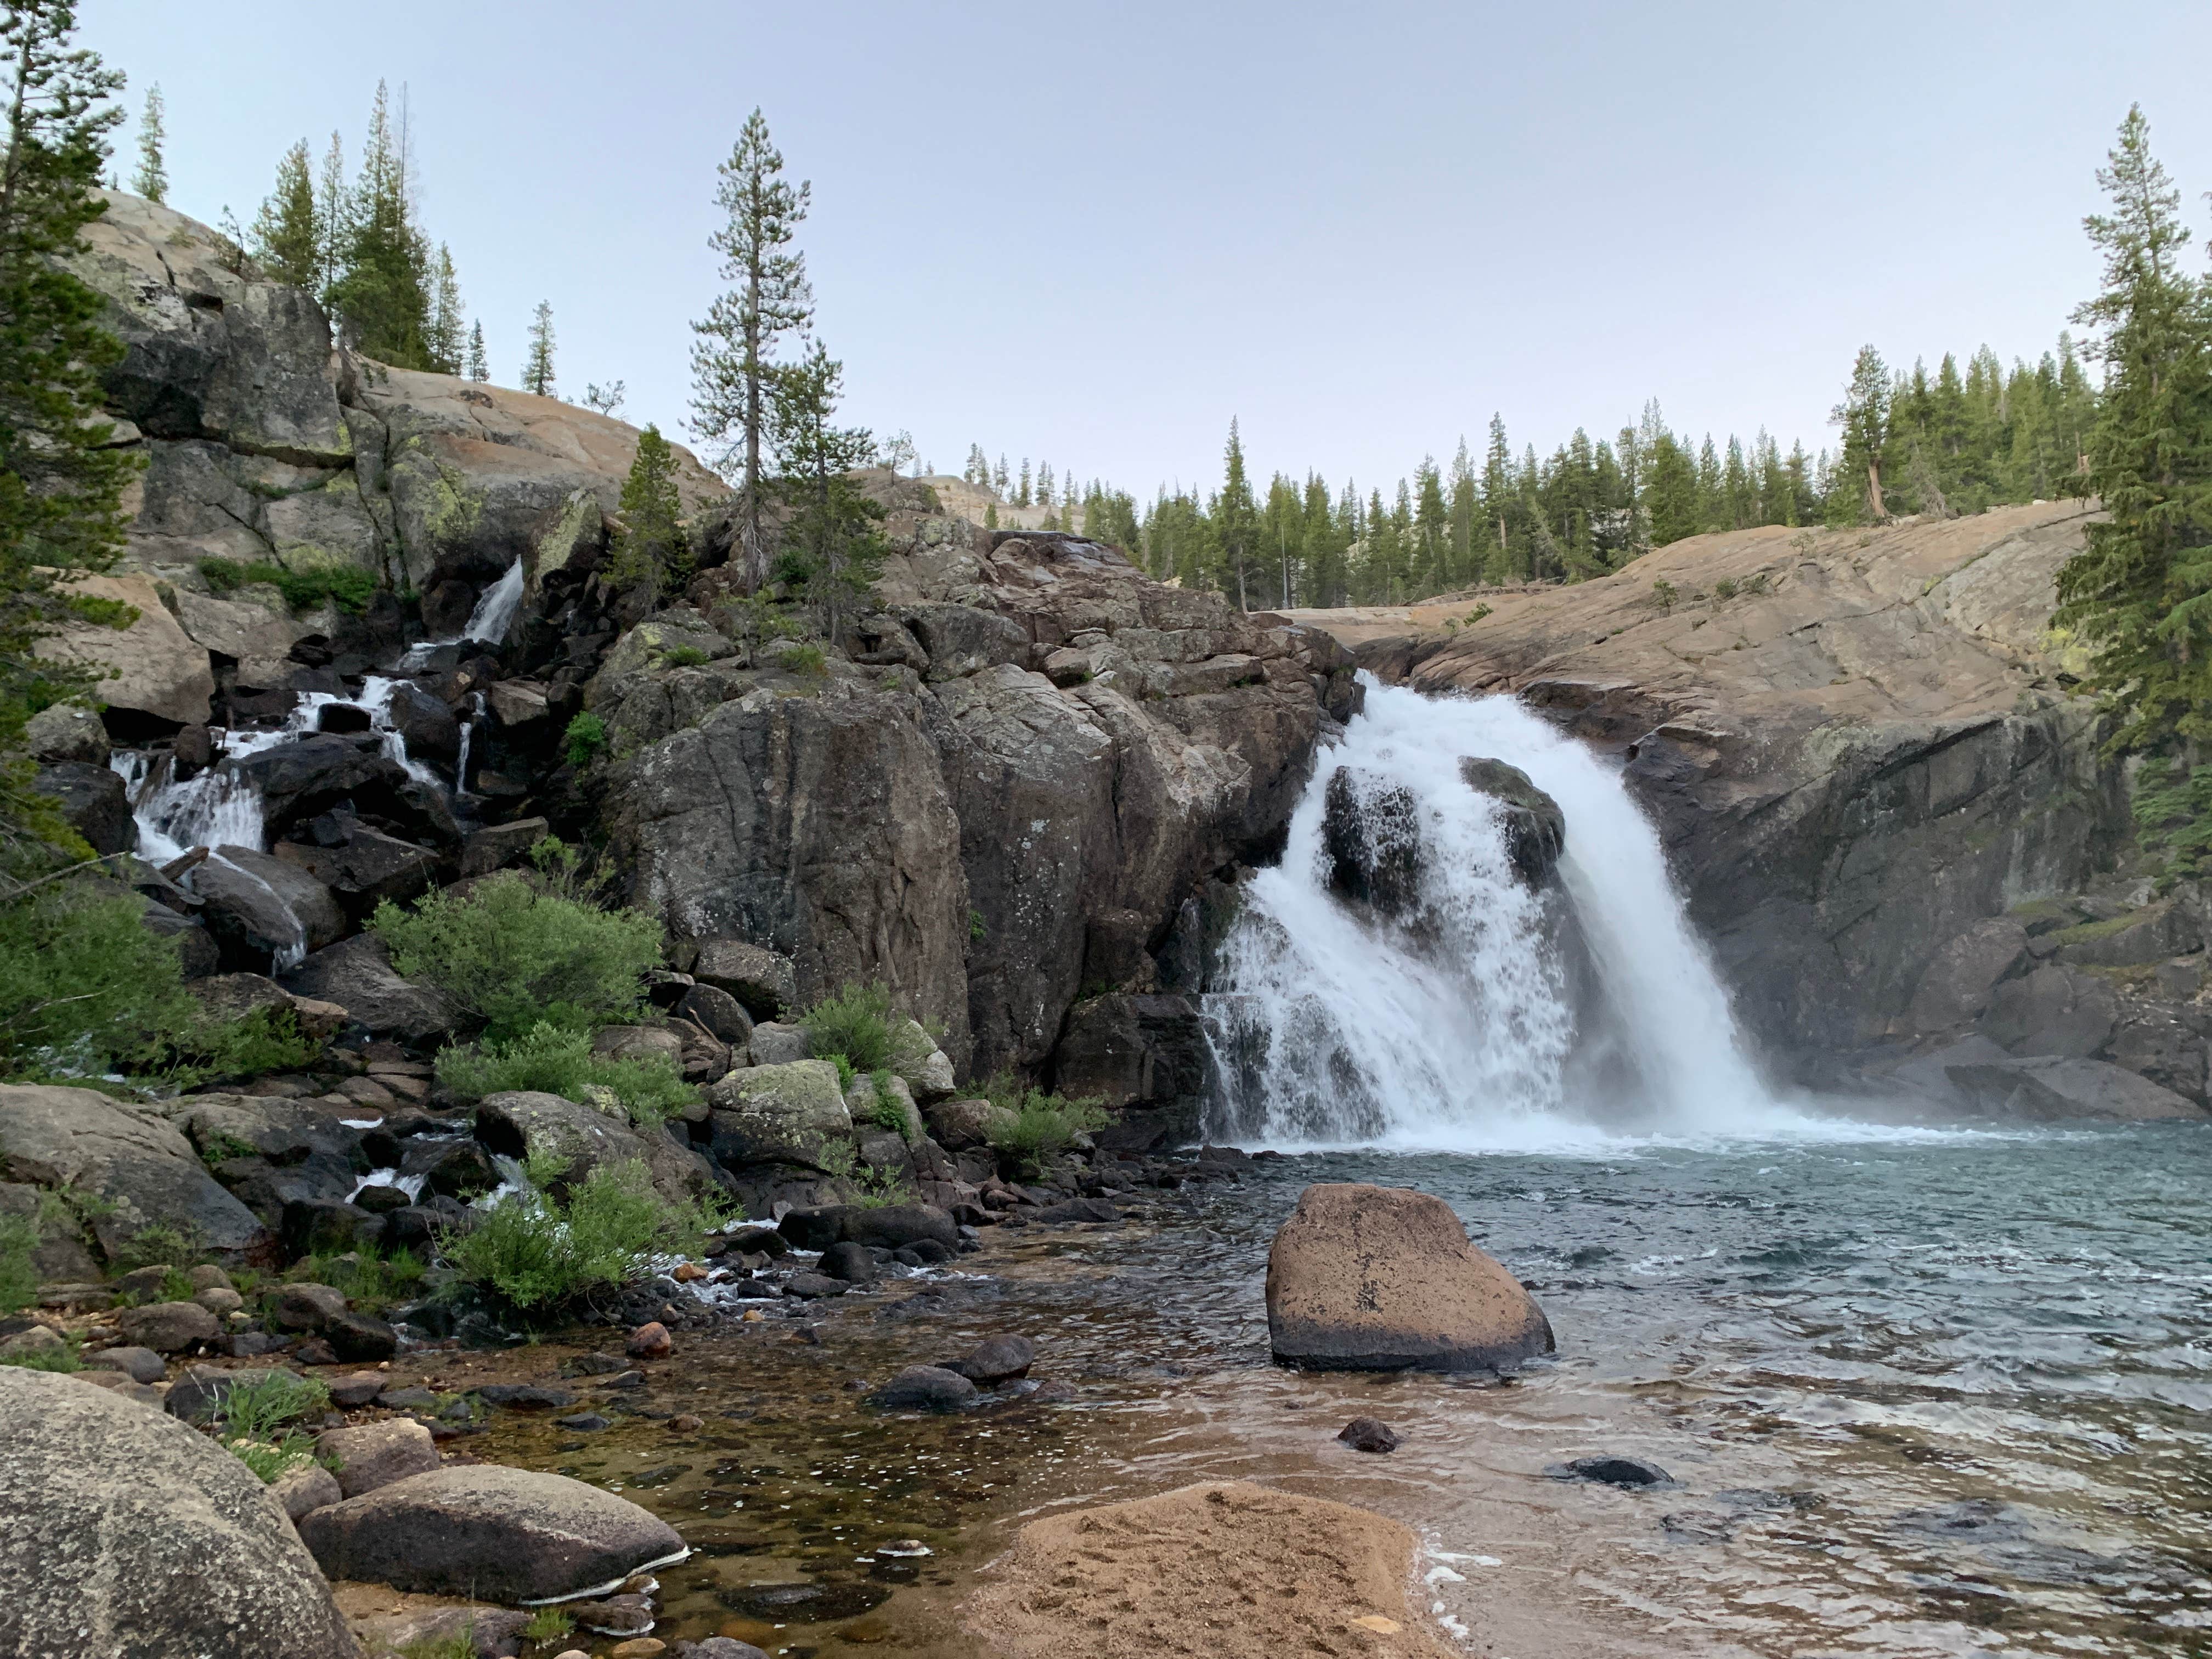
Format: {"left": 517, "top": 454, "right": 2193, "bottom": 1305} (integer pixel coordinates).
{"left": 1265, "top": 1181, "right": 1552, "bottom": 1372}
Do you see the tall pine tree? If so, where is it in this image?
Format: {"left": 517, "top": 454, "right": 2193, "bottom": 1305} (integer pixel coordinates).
{"left": 127, "top": 81, "right": 163, "bottom": 202}
{"left": 770, "top": 340, "right": 883, "bottom": 644}
{"left": 522, "top": 300, "right": 555, "bottom": 397}
{"left": 249, "top": 139, "right": 318, "bottom": 289}
{"left": 690, "top": 108, "right": 812, "bottom": 591}
{"left": 326, "top": 83, "right": 433, "bottom": 367}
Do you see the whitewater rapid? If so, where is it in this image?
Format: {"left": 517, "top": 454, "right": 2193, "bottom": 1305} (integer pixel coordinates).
{"left": 1205, "top": 678, "right": 1827, "bottom": 1153}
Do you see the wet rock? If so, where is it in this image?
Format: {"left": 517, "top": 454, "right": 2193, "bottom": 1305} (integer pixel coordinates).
{"left": 87, "top": 1345, "right": 166, "bottom": 1384}
{"left": 627, "top": 1321, "right": 673, "bottom": 1359}
{"left": 352, "top": 1605, "right": 530, "bottom": 1658}
{"left": 820, "top": 1241, "right": 877, "bottom": 1283}
{"left": 476, "top": 1090, "right": 721, "bottom": 1207}
{"left": 387, "top": 679, "right": 462, "bottom": 760}
{"left": 475, "top": 1383, "right": 576, "bottom": 1409}
{"left": 840, "top": 1203, "right": 961, "bottom": 1251}
{"left": 190, "top": 845, "right": 346, "bottom": 972}
{"left": 269, "top": 1460, "right": 343, "bottom": 1521}
{"left": 116, "top": 1299, "right": 221, "bottom": 1355}
{"left": 1661, "top": 1509, "right": 1735, "bottom": 1542}
{"left": 554, "top": 1412, "right": 611, "bottom": 1432}
{"left": 571, "top": 1592, "right": 655, "bottom": 1635}
{"left": 782, "top": 1273, "right": 848, "bottom": 1299}
{"left": 1321, "top": 765, "right": 1424, "bottom": 917}
{"left": 297, "top": 1464, "right": 686, "bottom": 1601}
{"left": 32, "top": 760, "right": 137, "bottom": 856}
{"left": 1457, "top": 757, "right": 1566, "bottom": 883}
{"left": 1336, "top": 1417, "right": 1402, "bottom": 1453}
{"left": 691, "top": 938, "right": 799, "bottom": 1019}
{"left": 866, "top": 1364, "right": 978, "bottom": 1412}
{"left": 1265, "top": 1182, "right": 1553, "bottom": 1372}
{"left": 946, "top": 1334, "right": 1034, "bottom": 1384}
{"left": 675, "top": 1641, "right": 771, "bottom": 1659}
{"left": 1547, "top": 1455, "right": 1673, "bottom": 1487}
{"left": 0, "top": 1365, "right": 356, "bottom": 1655}
{"left": 319, "top": 1418, "right": 442, "bottom": 1498}
{"left": 1035, "top": 1197, "right": 1120, "bottom": 1224}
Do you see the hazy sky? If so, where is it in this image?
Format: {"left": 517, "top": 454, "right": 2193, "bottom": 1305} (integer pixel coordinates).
{"left": 90, "top": 1, "right": 2212, "bottom": 498}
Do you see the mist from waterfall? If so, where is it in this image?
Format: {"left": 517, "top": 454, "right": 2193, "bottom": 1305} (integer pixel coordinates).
{"left": 1205, "top": 678, "right": 1808, "bottom": 1152}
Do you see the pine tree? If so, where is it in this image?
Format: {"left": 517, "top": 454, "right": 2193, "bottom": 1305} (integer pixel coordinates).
{"left": 1830, "top": 345, "right": 1893, "bottom": 523}
{"left": 993, "top": 454, "right": 1009, "bottom": 496}
{"left": 465, "top": 319, "right": 488, "bottom": 381}
{"left": 326, "top": 82, "right": 433, "bottom": 367}
{"left": 522, "top": 300, "right": 555, "bottom": 397}
{"left": 1037, "top": 461, "right": 1054, "bottom": 506}
{"left": 427, "top": 243, "right": 463, "bottom": 375}
{"left": 1216, "top": 419, "right": 1257, "bottom": 607}
{"left": 605, "top": 424, "right": 691, "bottom": 609}
{"left": 690, "top": 108, "right": 812, "bottom": 591}
{"left": 249, "top": 138, "right": 318, "bottom": 289}
{"left": 0, "top": 3, "right": 138, "bottom": 859}
{"left": 314, "top": 131, "right": 347, "bottom": 297}
{"left": 769, "top": 340, "right": 883, "bottom": 644}
{"left": 1016, "top": 458, "right": 1031, "bottom": 507}
{"left": 1480, "top": 416, "right": 1515, "bottom": 580}
{"left": 127, "top": 81, "right": 162, "bottom": 202}
{"left": 2053, "top": 104, "right": 2212, "bottom": 757}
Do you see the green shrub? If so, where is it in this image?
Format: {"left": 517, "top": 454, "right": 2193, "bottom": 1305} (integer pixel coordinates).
{"left": 980, "top": 1075, "right": 1109, "bottom": 1175}
{"left": 781, "top": 642, "right": 827, "bottom": 677}
{"left": 197, "top": 1130, "right": 258, "bottom": 1167}
{"left": 200, "top": 556, "right": 376, "bottom": 614}
{"left": 106, "top": 1223, "right": 201, "bottom": 1274}
{"left": 563, "top": 710, "right": 607, "bottom": 768}
{"left": 442, "top": 1155, "right": 726, "bottom": 1314}
{"left": 0, "top": 881, "right": 203, "bottom": 1082}
{"left": 802, "top": 982, "right": 895, "bottom": 1073}
{"left": 1712, "top": 578, "right": 1738, "bottom": 601}
{"left": 1650, "top": 579, "right": 1678, "bottom": 611}
{"left": 0, "top": 1340, "right": 82, "bottom": 1373}
{"left": 372, "top": 871, "right": 663, "bottom": 1042}
{"left": 521, "top": 1609, "right": 574, "bottom": 1644}
{"left": 147, "top": 1005, "right": 320, "bottom": 1090}
{"left": 436, "top": 1022, "right": 696, "bottom": 1126}
{"left": 659, "top": 644, "right": 710, "bottom": 668}
{"left": 864, "top": 1068, "right": 909, "bottom": 1133}
{"left": 280, "top": 1246, "right": 425, "bottom": 1312}
{"left": 217, "top": 1370, "right": 329, "bottom": 1441}
{"left": 0, "top": 1205, "right": 40, "bottom": 1315}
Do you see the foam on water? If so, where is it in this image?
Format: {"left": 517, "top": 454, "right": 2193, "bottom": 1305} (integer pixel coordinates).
{"left": 1206, "top": 678, "right": 1882, "bottom": 1153}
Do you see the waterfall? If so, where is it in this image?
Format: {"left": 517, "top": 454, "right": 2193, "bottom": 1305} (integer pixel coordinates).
{"left": 113, "top": 749, "right": 267, "bottom": 865}
{"left": 1205, "top": 677, "right": 1793, "bottom": 1152}
{"left": 400, "top": 558, "right": 526, "bottom": 668}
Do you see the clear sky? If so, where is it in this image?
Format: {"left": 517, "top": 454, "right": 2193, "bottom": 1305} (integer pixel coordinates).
{"left": 88, "top": 0, "right": 2212, "bottom": 500}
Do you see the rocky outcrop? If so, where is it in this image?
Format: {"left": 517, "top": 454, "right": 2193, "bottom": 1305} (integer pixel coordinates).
{"left": 0, "top": 1367, "right": 359, "bottom": 1657}
{"left": 1265, "top": 1182, "right": 1553, "bottom": 1372}
{"left": 0, "top": 1082, "right": 270, "bottom": 1260}
{"left": 1458, "top": 757, "right": 1565, "bottom": 883}
{"left": 1050, "top": 994, "right": 1211, "bottom": 1149}
{"left": 1299, "top": 505, "right": 2138, "bottom": 1078}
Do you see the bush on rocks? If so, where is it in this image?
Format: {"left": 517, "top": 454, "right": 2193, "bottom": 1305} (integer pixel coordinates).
{"left": 0, "top": 882, "right": 201, "bottom": 1082}
{"left": 437, "top": 1021, "right": 696, "bottom": 1126}
{"left": 801, "top": 981, "right": 896, "bottom": 1080}
{"left": 443, "top": 1154, "right": 726, "bottom": 1314}
{"left": 980, "top": 1075, "right": 1109, "bottom": 1176}
{"left": 372, "top": 852, "right": 664, "bottom": 1042}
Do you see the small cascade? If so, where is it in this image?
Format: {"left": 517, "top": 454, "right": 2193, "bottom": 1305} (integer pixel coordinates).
{"left": 399, "top": 558, "right": 526, "bottom": 669}
{"left": 112, "top": 749, "right": 268, "bottom": 865}
{"left": 1206, "top": 678, "right": 1790, "bottom": 1150}
{"left": 204, "top": 848, "right": 308, "bottom": 970}
{"left": 454, "top": 691, "right": 486, "bottom": 797}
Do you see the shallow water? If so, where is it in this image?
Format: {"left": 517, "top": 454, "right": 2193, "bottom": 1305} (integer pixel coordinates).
{"left": 478, "top": 1122, "right": 2212, "bottom": 1657}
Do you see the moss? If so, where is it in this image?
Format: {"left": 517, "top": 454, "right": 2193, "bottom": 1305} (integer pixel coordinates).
{"left": 2045, "top": 910, "right": 2153, "bottom": 949}
{"left": 424, "top": 462, "right": 483, "bottom": 546}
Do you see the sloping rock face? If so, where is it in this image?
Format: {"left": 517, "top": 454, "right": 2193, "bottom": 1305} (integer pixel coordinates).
{"left": 603, "top": 513, "right": 1353, "bottom": 1081}
{"left": 0, "top": 1367, "right": 359, "bottom": 1657}
{"left": 1299, "top": 505, "right": 2136, "bottom": 1076}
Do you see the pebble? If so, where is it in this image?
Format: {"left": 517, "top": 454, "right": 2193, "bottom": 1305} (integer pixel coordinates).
{"left": 627, "top": 1321, "right": 673, "bottom": 1359}
{"left": 672, "top": 1261, "right": 708, "bottom": 1282}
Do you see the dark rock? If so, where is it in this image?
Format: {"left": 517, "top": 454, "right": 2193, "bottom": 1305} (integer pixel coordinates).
{"left": 710, "top": 1224, "right": 789, "bottom": 1260}
{"left": 553, "top": 1411, "right": 610, "bottom": 1431}
{"left": 188, "top": 845, "right": 346, "bottom": 972}
{"left": 1321, "top": 765, "right": 1423, "bottom": 917}
{"left": 292, "top": 1336, "right": 338, "bottom": 1365}
{"left": 946, "top": 1334, "right": 1034, "bottom": 1384}
{"left": 866, "top": 1364, "right": 978, "bottom": 1412}
{"left": 1944, "top": 1055, "right": 2203, "bottom": 1121}
{"left": 458, "top": 816, "right": 550, "bottom": 878}
{"left": 475, "top": 1383, "right": 576, "bottom": 1409}
{"left": 839, "top": 1203, "right": 961, "bottom": 1251}
{"left": 1050, "top": 995, "right": 1210, "bottom": 1152}
{"left": 353, "top": 1183, "right": 411, "bottom": 1215}
{"left": 782, "top": 1273, "right": 848, "bottom": 1299}
{"left": 1035, "top": 1197, "right": 1120, "bottom": 1224}
{"left": 1548, "top": 1455, "right": 1673, "bottom": 1487}
{"left": 743, "top": 1021, "right": 812, "bottom": 1065}
{"left": 676, "top": 983, "right": 754, "bottom": 1045}
{"left": 386, "top": 679, "right": 461, "bottom": 760}
{"left": 821, "top": 1241, "right": 877, "bottom": 1283}
{"left": 86, "top": 1345, "right": 166, "bottom": 1384}
{"left": 1905, "top": 918, "right": 2031, "bottom": 1031}
{"left": 318, "top": 1418, "right": 440, "bottom": 1498}
{"left": 271, "top": 826, "right": 438, "bottom": 918}
{"left": 1457, "top": 757, "right": 1566, "bottom": 883}
{"left": 165, "top": 1364, "right": 287, "bottom": 1424}
{"left": 32, "top": 760, "right": 137, "bottom": 856}
{"left": 296, "top": 1464, "right": 686, "bottom": 1600}
{"left": 280, "top": 1198, "right": 384, "bottom": 1257}
{"left": 115, "top": 1300, "right": 220, "bottom": 1355}
{"left": 325, "top": 1373, "right": 385, "bottom": 1407}
{"left": 0, "top": 1365, "right": 357, "bottom": 1655}
{"left": 315, "top": 702, "right": 372, "bottom": 734}
{"left": 1336, "top": 1417, "right": 1402, "bottom": 1453}
{"left": 281, "top": 933, "right": 459, "bottom": 1045}
{"left": 323, "top": 1309, "right": 397, "bottom": 1362}
{"left": 690, "top": 937, "right": 799, "bottom": 1019}
{"left": 269, "top": 1282, "right": 348, "bottom": 1331}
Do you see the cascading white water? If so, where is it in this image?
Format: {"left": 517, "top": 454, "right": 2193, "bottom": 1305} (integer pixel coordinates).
{"left": 1206, "top": 677, "right": 1797, "bottom": 1152}
{"left": 399, "top": 558, "right": 526, "bottom": 669}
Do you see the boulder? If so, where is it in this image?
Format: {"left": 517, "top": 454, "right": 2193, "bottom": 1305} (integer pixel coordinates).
{"left": 1337, "top": 1417, "right": 1402, "bottom": 1454}
{"left": 272, "top": 826, "right": 439, "bottom": 917}
{"left": 592, "top": 1025, "right": 685, "bottom": 1069}
{"left": 1265, "top": 1182, "right": 1553, "bottom": 1372}
{"left": 921, "top": 1097, "right": 1010, "bottom": 1151}
{"left": 1457, "top": 757, "right": 1566, "bottom": 884}
{"left": 744, "top": 1022, "right": 811, "bottom": 1065}
{"left": 269, "top": 1461, "right": 343, "bottom": 1521}
{"left": 459, "top": 816, "right": 550, "bottom": 878}
{"left": 297, "top": 1465, "right": 686, "bottom": 1601}
{"left": 690, "top": 938, "right": 799, "bottom": 1019}
{"left": 946, "top": 1334, "right": 1034, "bottom": 1384}
{"left": 1050, "top": 994, "right": 1210, "bottom": 1150}
{"left": 386, "top": 679, "right": 462, "bottom": 760}
{"left": 866, "top": 1364, "right": 977, "bottom": 1412}
{"left": 190, "top": 845, "right": 346, "bottom": 971}
{"left": 706, "top": 1062, "right": 851, "bottom": 1171}
{"left": 318, "top": 1418, "right": 441, "bottom": 1498}
{"left": 34, "top": 571, "right": 215, "bottom": 727}
{"left": 87, "top": 1345, "right": 167, "bottom": 1384}
{"left": 1978, "top": 963, "right": 2119, "bottom": 1057}
{"left": 820, "top": 1240, "right": 877, "bottom": 1282}
{"left": 473, "top": 1091, "right": 716, "bottom": 1205}
{"left": 675, "top": 983, "right": 753, "bottom": 1045}
{"left": 1906, "top": 917, "right": 2030, "bottom": 1032}
{"left": 24, "top": 702, "right": 109, "bottom": 764}
{"left": 32, "top": 760, "right": 137, "bottom": 856}
{"left": 1320, "top": 765, "right": 1424, "bottom": 918}
{"left": 0, "top": 1082, "right": 269, "bottom": 1258}
{"left": 165, "top": 1364, "right": 288, "bottom": 1425}
{"left": 270, "top": 1282, "right": 348, "bottom": 1330}
{"left": 116, "top": 1300, "right": 221, "bottom": 1355}
{"left": 887, "top": 1016, "right": 956, "bottom": 1100}
{"left": 281, "top": 933, "right": 459, "bottom": 1045}
{"left": 1944, "top": 1055, "right": 2205, "bottom": 1122}
{"left": 0, "top": 1365, "right": 357, "bottom": 1657}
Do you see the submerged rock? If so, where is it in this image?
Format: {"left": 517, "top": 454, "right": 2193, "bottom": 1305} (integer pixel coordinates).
{"left": 1265, "top": 1182, "right": 1553, "bottom": 1372}
{"left": 866, "top": 1364, "right": 978, "bottom": 1412}
{"left": 1321, "top": 765, "right": 1425, "bottom": 918}
{"left": 1548, "top": 1455, "right": 1673, "bottom": 1487}
{"left": 0, "top": 1367, "right": 356, "bottom": 1656}
{"left": 1337, "top": 1417, "right": 1402, "bottom": 1453}
{"left": 1457, "top": 757, "right": 1565, "bottom": 884}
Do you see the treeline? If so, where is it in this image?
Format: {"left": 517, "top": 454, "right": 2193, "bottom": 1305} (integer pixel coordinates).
{"left": 955, "top": 331, "right": 2095, "bottom": 609}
